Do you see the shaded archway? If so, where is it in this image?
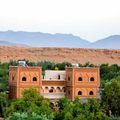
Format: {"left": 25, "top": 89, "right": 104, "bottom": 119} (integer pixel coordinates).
{"left": 49, "top": 87, "right": 55, "bottom": 93}
{"left": 44, "top": 87, "right": 49, "bottom": 93}
{"left": 62, "top": 87, "right": 66, "bottom": 93}
{"left": 56, "top": 87, "right": 61, "bottom": 93}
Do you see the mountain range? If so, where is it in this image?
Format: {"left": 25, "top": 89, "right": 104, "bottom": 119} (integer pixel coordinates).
{"left": 0, "top": 31, "right": 120, "bottom": 49}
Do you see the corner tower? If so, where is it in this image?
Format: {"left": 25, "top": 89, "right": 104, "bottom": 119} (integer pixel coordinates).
{"left": 65, "top": 67, "right": 100, "bottom": 101}
{"left": 9, "top": 64, "right": 42, "bottom": 99}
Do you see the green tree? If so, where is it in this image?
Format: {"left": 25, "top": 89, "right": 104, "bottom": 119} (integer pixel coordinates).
{"left": 55, "top": 62, "right": 72, "bottom": 70}
{"left": 0, "top": 65, "right": 9, "bottom": 92}
{"left": 100, "top": 64, "right": 120, "bottom": 81}
{"left": 56, "top": 97, "right": 109, "bottom": 120}
{"left": 5, "top": 88, "right": 53, "bottom": 119}
{"left": 64, "top": 112, "right": 73, "bottom": 120}
{"left": 0, "top": 93, "right": 8, "bottom": 117}
{"left": 100, "top": 64, "right": 109, "bottom": 80}
{"left": 58, "top": 97, "right": 70, "bottom": 110}
{"left": 101, "top": 80, "right": 120, "bottom": 116}
{"left": 55, "top": 98, "right": 73, "bottom": 120}
{"left": 5, "top": 112, "right": 54, "bottom": 120}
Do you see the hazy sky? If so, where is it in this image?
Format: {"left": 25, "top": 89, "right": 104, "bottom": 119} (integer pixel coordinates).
{"left": 0, "top": 0, "right": 120, "bottom": 42}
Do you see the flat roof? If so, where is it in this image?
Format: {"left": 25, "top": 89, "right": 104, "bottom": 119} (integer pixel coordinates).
{"left": 45, "top": 70, "right": 65, "bottom": 72}
{"left": 9, "top": 66, "right": 41, "bottom": 68}
{"left": 9, "top": 66, "right": 99, "bottom": 70}
{"left": 65, "top": 67, "right": 99, "bottom": 70}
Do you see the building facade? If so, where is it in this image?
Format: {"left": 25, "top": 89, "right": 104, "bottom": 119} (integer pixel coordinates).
{"left": 9, "top": 65, "right": 100, "bottom": 101}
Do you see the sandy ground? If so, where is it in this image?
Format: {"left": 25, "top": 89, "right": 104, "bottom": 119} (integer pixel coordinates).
{"left": 0, "top": 46, "right": 120, "bottom": 65}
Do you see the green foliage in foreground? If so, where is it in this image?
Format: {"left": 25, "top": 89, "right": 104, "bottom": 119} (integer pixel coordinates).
{"left": 101, "top": 79, "right": 120, "bottom": 116}
{"left": 0, "top": 93, "right": 9, "bottom": 117}
{"left": 6, "top": 112, "right": 53, "bottom": 120}
{"left": 55, "top": 98, "right": 109, "bottom": 120}
{"left": 5, "top": 94, "right": 110, "bottom": 120}
{"left": 5, "top": 89, "right": 54, "bottom": 120}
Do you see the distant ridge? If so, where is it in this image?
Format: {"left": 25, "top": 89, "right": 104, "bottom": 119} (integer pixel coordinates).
{"left": 0, "top": 31, "right": 120, "bottom": 49}
{"left": 0, "top": 40, "right": 28, "bottom": 47}
{"left": 90, "top": 35, "right": 120, "bottom": 49}
{"left": 0, "top": 40, "right": 15, "bottom": 45}
{"left": 0, "top": 31, "right": 90, "bottom": 48}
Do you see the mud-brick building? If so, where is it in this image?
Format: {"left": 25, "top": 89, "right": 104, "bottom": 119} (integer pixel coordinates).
{"left": 9, "top": 62, "right": 100, "bottom": 101}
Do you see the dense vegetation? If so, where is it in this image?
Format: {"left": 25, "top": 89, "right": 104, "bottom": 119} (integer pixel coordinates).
{"left": 0, "top": 61, "right": 120, "bottom": 120}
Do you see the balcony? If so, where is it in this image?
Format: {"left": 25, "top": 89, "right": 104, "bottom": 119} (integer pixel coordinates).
{"left": 42, "top": 79, "right": 65, "bottom": 81}
{"left": 42, "top": 93, "right": 65, "bottom": 99}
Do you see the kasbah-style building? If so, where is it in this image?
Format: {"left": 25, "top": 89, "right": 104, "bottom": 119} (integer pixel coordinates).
{"left": 9, "top": 61, "right": 100, "bottom": 101}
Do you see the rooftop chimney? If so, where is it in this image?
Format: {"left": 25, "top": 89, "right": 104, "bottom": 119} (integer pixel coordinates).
{"left": 18, "top": 60, "right": 27, "bottom": 67}
{"left": 72, "top": 63, "right": 79, "bottom": 67}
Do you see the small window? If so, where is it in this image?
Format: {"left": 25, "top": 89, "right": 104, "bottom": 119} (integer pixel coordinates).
{"left": 78, "top": 77, "right": 82, "bottom": 81}
{"left": 68, "top": 90, "right": 70, "bottom": 95}
{"left": 68, "top": 76, "right": 70, "bottom": 81}
{"left": 22, "top": 77, "right": 26, "bottom": 81}
{"left": 58, "top": 75, "right": 60, "bottom": 80}
{"left": 90, "top": 77, "right": 94, "bottom": 81}
{"left": 89, "top": 91, "right": 94, "bottom": 95}
{"left": 33, "top": 77, "right": 37, "bottom": 81}
{"left": 78, "top": 91, "right": 82, "bottom": 95}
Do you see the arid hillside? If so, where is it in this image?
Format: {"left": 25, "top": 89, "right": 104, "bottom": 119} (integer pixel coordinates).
{"left": 0, "top": 46, "right": 120, "bottom": 65}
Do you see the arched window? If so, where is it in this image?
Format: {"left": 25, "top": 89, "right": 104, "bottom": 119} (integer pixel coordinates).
{"left": 78, "top": 91, "right": 82, "bottom": 95}
{"left": 22, "top": 77, "right": 26, "bottom": 81}
{"left": 90, "top": 77, "right": 94, "bottom": 81}
{"left": 33, "top": 77, "right": 37, "bottom": 81}
{"left": 89, "top": 91, "right": 94, "bottom": 95}
{"left": 78, "top": 77, "right": 82, "bottom": 81}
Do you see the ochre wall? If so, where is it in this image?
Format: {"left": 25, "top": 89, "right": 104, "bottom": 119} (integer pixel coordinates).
{"left": 9, "top": 67, "right": 18, "bottom": 99}
{"left": 9, "top": 66, "right": 42, "bottom": 99}
{"left": 65, "top": 67, "right": 100, "bottom": 100}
